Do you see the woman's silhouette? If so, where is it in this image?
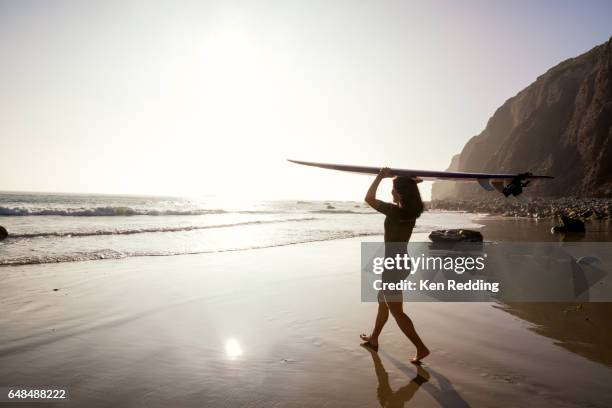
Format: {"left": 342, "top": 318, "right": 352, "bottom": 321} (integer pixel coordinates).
{"left": 361, "top": 167, "right": 430, "bottom": 363}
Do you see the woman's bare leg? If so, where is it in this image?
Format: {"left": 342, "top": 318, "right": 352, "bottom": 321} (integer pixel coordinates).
{"left": 387, "top": 301, "right": 430, "bottom": 363}
{"left": 361, "top": 300, "right": 389, "bottom": 347}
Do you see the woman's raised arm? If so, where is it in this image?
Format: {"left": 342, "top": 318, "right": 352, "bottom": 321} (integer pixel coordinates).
{"left": 365, "top": 167, "right": 393, "bottom": 209}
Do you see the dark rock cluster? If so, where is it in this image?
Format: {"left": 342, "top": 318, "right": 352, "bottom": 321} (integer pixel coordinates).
{"left": 429, "top": 197, "right": 612, "bottom": 219}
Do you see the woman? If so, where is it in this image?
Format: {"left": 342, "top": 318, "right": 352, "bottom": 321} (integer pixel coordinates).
{"left": 360, "top": 167, "right": 430, "bottom": 364}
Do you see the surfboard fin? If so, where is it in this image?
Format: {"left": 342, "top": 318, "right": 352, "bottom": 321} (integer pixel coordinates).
{"left": 477, "top": 178, "right": 495, "bottom": 192}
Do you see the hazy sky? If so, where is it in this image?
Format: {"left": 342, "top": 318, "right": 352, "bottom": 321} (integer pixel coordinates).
{"left": 2, "top": 0, "right": 611, "bottom": 201}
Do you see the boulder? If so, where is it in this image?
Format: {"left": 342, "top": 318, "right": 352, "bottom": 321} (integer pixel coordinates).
{"left": 429, "top": 229, "right": 483, "bottom": 243}
{"left": 552, "top": 215, "right": 586, "bottom": 233}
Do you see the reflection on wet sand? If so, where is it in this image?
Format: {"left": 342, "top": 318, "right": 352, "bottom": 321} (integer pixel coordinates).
{"left": 497, "top": 302, "right": 612, "bottom": 366}
{"left": 362, "top": 344, "right": 471, "bottom": 407}
{"left": 481, "top": 218, "right": 612, "bottom": 367}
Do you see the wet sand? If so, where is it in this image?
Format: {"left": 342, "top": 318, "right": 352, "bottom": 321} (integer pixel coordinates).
{"left": 478, "top": 217, "right": 612, "bottom": 367}
{"left": 1, "top": 219, "right": 611, "bottom": 407}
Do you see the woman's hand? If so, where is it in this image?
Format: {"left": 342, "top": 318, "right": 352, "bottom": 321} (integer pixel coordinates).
{"left": 366, "top": 167, "right": 393, "bottom": 208}
{"left": 379, "top": 167, "right": 393, "bottom": 178}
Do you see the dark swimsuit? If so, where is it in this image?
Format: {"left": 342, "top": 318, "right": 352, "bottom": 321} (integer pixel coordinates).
{"left": 376, "top": 202, "right": 416, "bottom": 302}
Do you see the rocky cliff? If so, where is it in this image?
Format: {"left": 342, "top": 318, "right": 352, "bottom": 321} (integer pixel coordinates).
{"left": 432, "top": 38, "right": 612, "bottom": 199}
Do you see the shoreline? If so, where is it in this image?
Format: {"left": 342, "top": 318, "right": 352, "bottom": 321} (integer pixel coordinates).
{"left": 2, "top": 208, "right": 611, "bottom": 271}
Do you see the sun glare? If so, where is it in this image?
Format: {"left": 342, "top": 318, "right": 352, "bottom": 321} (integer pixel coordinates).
{"left": 225, "top": 338, "right": 243, "bottom": 358}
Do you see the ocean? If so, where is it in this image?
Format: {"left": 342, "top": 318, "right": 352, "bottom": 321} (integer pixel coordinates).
{"left": 0, "top": 192, "right": 481, "bottom": 267}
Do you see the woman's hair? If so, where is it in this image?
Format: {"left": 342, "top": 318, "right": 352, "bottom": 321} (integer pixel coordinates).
{"left": 393, "top": 177, "right": 424, "bottom": 218}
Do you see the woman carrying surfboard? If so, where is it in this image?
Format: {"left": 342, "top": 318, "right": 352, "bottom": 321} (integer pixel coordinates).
{"left": 360, "top": 167, "right": 430, "bottom": 364}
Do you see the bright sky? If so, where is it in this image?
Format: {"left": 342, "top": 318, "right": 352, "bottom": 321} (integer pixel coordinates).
{"left": 1, "top": 0, "right": 611, "bottom": 201}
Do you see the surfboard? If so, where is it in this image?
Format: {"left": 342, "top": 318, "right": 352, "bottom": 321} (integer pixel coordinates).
{"left": 288, "top": 159, "right": 554, "bottom": 196}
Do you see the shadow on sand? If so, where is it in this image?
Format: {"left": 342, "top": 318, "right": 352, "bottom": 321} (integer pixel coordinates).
{"left": 362, "top": 344, "right": 471, "bottom": 407}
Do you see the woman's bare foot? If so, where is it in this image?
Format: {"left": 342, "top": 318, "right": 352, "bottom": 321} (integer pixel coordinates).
{"left": 359, "top": 333, "right": 379, "bottom": 351}
{"left": 410, "top": 346, "right": 430, "bottom": 364}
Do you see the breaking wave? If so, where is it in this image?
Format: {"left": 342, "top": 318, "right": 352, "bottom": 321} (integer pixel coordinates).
{"left": 0, "top": 230, "right": 380, "bottom": 266}
{"left": 0, "top": 206, "right": 231, "bottom": 216}
{"left": 8, "top": 217, "right": 319, "bottom": 239}
{"left": 309, "top": 209, "right": 373, "bottom": 214}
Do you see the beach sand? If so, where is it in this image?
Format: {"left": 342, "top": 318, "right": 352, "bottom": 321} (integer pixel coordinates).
{"left": 1, "top": 222, "right": 612, "bottom": 407}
